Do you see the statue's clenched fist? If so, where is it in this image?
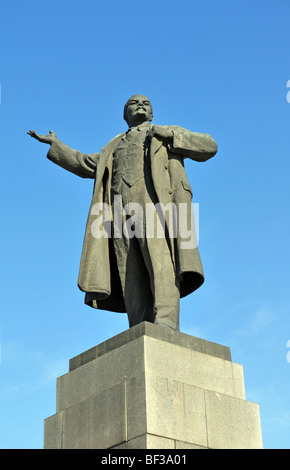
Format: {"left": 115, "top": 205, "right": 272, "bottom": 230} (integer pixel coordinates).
{"left": 147, "top": 125, "right": 173, "bottom": 142}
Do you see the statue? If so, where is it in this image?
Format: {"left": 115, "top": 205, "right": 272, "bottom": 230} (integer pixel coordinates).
{"left": 28, "top": 95, "right": 217, "bottom": 331}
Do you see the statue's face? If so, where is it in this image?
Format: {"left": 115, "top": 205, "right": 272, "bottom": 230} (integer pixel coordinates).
{"left": 125, "top": 95, "right": 153, "bottom": 126}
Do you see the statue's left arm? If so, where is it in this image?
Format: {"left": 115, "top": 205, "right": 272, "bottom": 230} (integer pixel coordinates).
{"left": 170, "top": 126, "right": 218, "bottom": 161}
{"left": 149, "top": 125, "right": 217, "bottom": 162}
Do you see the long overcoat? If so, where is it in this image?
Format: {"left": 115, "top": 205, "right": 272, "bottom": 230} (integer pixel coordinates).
{"left": 47, "top": 125, "right": 217, "bottom": 313}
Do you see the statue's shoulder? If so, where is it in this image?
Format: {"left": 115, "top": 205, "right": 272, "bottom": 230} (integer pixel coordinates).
{"left": 161, "top": 124, "right": 184, "bottom": 132}
{"left": 110, "top": 132, "right": 126, "bottom": 142}
{"left": 100, "top": 132, "right": 126, "bottom": 154}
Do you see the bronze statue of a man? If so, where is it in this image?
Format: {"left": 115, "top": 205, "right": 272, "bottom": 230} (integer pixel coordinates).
{"left": 28, "top": 95, "right": 217, "bottom": 331}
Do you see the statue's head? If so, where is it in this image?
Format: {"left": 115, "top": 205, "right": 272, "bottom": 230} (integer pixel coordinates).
{"left": 123, "top": 95, "right": 153, "bottom": 127}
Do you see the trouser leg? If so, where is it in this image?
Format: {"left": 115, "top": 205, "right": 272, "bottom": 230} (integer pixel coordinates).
{"left": 145, "top": 235, "right": 180, "bottom": 331}
{"left": 112, "top": 181, "right": 180, "bottom": 330}
{"left": 113, "top": 228, "right": 180, "bottom": 330}
{"left": 113, "top": 234, "right": 154, "bottom": 327}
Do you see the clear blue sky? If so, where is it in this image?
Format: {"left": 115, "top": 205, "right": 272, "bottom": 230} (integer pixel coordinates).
{"left": 0, "top": 0, "right": 289, "bottom": 449}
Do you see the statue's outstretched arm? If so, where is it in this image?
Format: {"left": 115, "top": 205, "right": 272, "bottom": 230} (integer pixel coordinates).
{"left": 28, "top": 129, "right": 98, "bottom": 179}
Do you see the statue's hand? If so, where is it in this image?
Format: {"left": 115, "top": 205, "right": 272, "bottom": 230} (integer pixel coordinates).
{"left": 27, "top": 129, "right": 57, "bottom": 144}
{"left": 147, "top": 125, "right": 173, "bottom": 142}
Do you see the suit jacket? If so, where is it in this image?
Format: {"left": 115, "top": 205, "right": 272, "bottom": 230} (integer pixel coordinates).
{"left": 47, "top": 125, "right": 217, "bottom": 313}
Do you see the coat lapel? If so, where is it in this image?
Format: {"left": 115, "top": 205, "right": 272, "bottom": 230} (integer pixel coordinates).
{"left": 150, "top": 136, "right": 163, "bottom": 157}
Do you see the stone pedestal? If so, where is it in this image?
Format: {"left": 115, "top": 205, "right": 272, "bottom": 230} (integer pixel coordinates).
{"left": 44, "top": 322, "right": 263, "bottom": 449}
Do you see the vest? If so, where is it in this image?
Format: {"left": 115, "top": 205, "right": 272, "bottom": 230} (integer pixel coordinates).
{"left": 111, "top": 123, "right": 151, "bottom": 192}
